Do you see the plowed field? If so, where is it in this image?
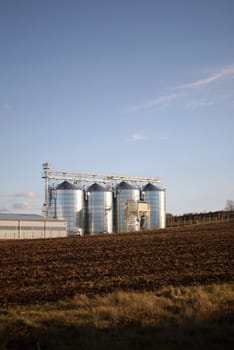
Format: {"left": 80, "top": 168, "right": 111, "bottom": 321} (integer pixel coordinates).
{"left": 0, "top": 222, "right": 233, "bottom": 306}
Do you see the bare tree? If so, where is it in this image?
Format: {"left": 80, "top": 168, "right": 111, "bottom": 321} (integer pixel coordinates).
{"left": 224, "top": 200, "right": 234, "bottom": 211}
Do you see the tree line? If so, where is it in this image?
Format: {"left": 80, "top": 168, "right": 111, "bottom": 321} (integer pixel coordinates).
{"left": 166, "top": 201, "right": 234, "bottom": 227}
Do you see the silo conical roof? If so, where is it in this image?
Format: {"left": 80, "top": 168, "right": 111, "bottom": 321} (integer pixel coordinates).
{"left": 143, "top": 183, "right": 160, "bottom": 191}
{"left": 116, "top": 181, "right": 136, "bottom": 190}
{"left": 88, "top": 183, "right": 105, "bottom": 192}
{"left": 56, "top": 181, "right": 77, "bottom": 190}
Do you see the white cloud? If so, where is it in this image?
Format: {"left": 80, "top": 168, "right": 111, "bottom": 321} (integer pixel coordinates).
{"left": 0, "top": 192, "right": 41, "bottom": 198}
{"left": 0, "top": 192, "right": 42, "bottom": 213}
{"left": 14, "top": 192, "right": 40, "bottom": 198}
{"left": 2, "top": 103, "right": 12, "bottom": 110}
{"left": 12, "top": 202, "right": 32, "bottom": 210}
{"left": 0, "top": 191, "right": 42, "bottom": 214}
{"left": 131, "top": 133, "right": 146, "bottom": 141}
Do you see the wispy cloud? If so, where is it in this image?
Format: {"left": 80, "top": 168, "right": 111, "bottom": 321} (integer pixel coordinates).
{"left": 0, "top": 192, "right": 41, "bottom": 198}
{"left": 14, "top": 192, "right": 40, "bottom": 198}
{"left": 12, "top": 202, "right": 32, "bottom": 210}
{"left": 129, "top": 64, "right": 234, "bottom": 112}
{"left": 184, "top": 98, "right": 215, "bottom": 110}
{"left": 129, "top": 93, "right": 185, "bottom": 112}
{"left": 131, "top": 133, "right": 146, "bottom": 141}
{"left": 174, "top": 65, "right": 234, "bottom": 90}
{"left": 2, "top": 103, "right": 12, "bottom": 110}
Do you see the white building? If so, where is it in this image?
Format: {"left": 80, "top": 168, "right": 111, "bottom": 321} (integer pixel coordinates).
{"left": 0, "top": 214, "right": 67, "bottom": 239}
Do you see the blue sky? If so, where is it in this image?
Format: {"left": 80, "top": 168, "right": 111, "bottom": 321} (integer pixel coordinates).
{"left": 0, "top": 0, "right": 234, "bottom": 215}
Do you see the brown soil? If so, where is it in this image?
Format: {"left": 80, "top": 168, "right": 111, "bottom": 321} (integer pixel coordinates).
{"left": 0, "top": 222, "right": 233, "bottom": 306}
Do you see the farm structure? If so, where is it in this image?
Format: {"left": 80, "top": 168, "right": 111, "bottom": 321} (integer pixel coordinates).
{"left": 42, "top": 163, "right": 166, "bottom": 235}
{"left": 0, "top": 214, "right": 67, "bottom": 240}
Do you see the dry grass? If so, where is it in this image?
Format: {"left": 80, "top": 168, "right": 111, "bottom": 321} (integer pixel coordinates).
{"left": 71, "top": 283, "right": 233, "bottom": 327}
{"left": 0, "top": 283, "right": 233, "bottom": 349}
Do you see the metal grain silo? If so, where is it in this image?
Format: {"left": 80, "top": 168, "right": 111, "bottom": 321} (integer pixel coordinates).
{"left": 142, "top": 183, "right": 166, "bottom": 229}
{"left": 115, "top": 181, "right": 140, "bottom": 233}
{"left": 54, "top": 181, "right": 84, "bottom": 234}
{"left": 87, "top": 183, "right": 113, "bottom": 234}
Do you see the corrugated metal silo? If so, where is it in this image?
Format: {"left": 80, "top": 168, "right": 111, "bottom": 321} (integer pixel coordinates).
{"left": 53, "top": 181, "right": 84, "bottom": 234}
{"left": 142, "top": 183, "right": 166, "bottom": 229}
{"left": 115, "top": 181, "right": 140, "bottom": 233}
{"left": 87, "top": 183, "right": 113, "bottom": 234}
